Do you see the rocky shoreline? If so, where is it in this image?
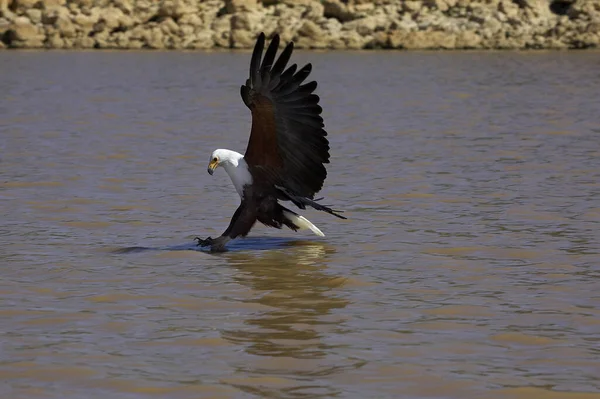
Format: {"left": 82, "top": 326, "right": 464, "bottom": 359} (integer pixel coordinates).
{"left": 1, "top": 0, "right": 599, "bottom": 50}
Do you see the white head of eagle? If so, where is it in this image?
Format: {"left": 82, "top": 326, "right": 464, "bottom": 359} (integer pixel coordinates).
{"left": 207, "top": 149, "right": 252, "bottom": 198}
{"left": 198, "top": 32, "right": 346, "bottom": 252}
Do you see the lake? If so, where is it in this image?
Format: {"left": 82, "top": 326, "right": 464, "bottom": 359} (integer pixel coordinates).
{"left": 1, "top": 49, "right": 599, "bottom": 399}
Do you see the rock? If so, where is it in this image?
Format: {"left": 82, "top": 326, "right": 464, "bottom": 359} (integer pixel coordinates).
{"left": 353, "top": 2, "right": 376, "bottom": 15}
{"left": 10, "top": 0, "right": 39, "bottom": 13}
{"left": 322, "top": 0, "right": 355, "bottom": 22}
{"left": 41, "top": 6, "right": 69, "bottom": 25}
{"left": 213, "top": 33, "right": 229, "bottom": 48}
{"left": 160, "top": 17, "right": 180, "bottom": 35}
{"left": 191, "top": 29, "right": 214, "bottom": 48}
{"left": 455, "top": 30, "right": 481, "bottom": 48}
{"left": 320, "top": 16, "right": 343, "bottom": 36}
{"left": 340, "top": 29, "right": 367, "bottom": 49}
{"left": 46, "top": 32, "right": 64, "bottom": 48}
{"left": 260, "top": 16, "right": 279, "bottom": 39}
{"left": 92, "top": 29, "right": 109, "bottom": 47}
{"left": 365, "top": 31, "right": 389, "bottom": 48}
{"left": 403, "top": 1, "right": 423, "bottom": 13}
{"left": 0, "top": 17, "right": 10, "bottom": 35}
{"left": 91, "top": 6, "right": 132, "bottom": 33}
{"left": 225, "top": 0, "right": 257, "bottom": 14}
{"left": 179, "top": 13, "right": 203, "bottom": 27}
{"left": 25, "top": 9, "right": 43, "bottom": 24}
{"left": 113, "top": 31, "right": 131, "bottom": 48}
{"left": 56, "top": 13, "right": 77, "bottom": 38}
{"left": 499, "top": 0, "right": 520, "bottom": 19}
{"left": 68, "top": 0, "right": 95, "bottom": 9}
{"left": 424, "top": 0, "right": 458, "bottom": 12}
{"left": 73, "top": 12, "right": 99, "bottom": 33}
{"left": 297, "top": 19, "right": 321, "bottom": 38}
{"left": 146, "top": 27, "right": 164, "bottom": 49}
{"left": 389, "top": 30, "right": 456, "bottom": 49}
{"left": 180, "top": 23, "right": 194, "bottom": 37}
{"left": 158, "top": 0, "right": 197, "bottom": 20}
{"left": 343, "top": 14, "right": 389, "bottom": 36}
{"left": 0, "top": 0, "right": 598, "bottom": 50}
{"left": 7, "top": 16, "right": 46, "bottom": 47}
{"left": 230, "top": 28, "right": 254, "bottom": 48}
{"left": 295, "top": 20, "right": 328, "bottom": 48}
{"left": 301, "top": 0, "right": 324, "bottom": 21}
{"left": 211, "top": 14, "right": 231, "bottom": 33}
{"left": 73, "top": 35, "right": 95, "bottom": 48}
{"left": 124, "top": 39, "right": 141, "bottom": 48}
{"left": 230, "top": 10, "right": 262, "bottom": 31}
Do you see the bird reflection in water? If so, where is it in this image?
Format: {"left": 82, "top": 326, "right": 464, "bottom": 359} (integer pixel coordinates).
{"left": 222, "top": 241, "right": 348, "bottom": 358}
{"left": 219, "top": 241, "right": 359, "bottom": 397}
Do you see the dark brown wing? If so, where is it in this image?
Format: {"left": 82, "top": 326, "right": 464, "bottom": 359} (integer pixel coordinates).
{"left": 241, "top": 32, "right": 330, "bottom": 199}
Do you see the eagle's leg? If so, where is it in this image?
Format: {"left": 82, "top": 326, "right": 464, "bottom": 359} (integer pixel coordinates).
{"left": 194, "top": 202, "right": 253, "bottom": 252}
{"left": 209, "top": 236, "right": 231, "bottom": 252}
{"left": 195, "top": 236, "right": 230, "bottom": 252}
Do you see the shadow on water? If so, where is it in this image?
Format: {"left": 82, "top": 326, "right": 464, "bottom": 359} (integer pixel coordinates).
{"left": 111, "top": 236, "right": 318, "bottom": 254}
{"left": 218, "top": 243, "right": 361, "bottom": 398}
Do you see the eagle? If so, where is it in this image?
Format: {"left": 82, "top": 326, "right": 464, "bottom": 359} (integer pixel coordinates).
{"left": 195, "top": 32, "right": 346, "bottom": 252}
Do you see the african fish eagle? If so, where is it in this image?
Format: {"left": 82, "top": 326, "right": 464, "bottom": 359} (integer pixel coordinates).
{"left": 195, "top": 32, "right": 346, "bottom": 252}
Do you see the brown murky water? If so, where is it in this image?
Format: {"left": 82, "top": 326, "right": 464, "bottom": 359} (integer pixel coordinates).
{"left": 2, "top": 50, "right": 600, "bottom": 399}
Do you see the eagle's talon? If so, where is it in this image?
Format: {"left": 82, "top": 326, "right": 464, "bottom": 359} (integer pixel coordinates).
{"left": 194, "top": 236, "right": 213, "bottom": 247}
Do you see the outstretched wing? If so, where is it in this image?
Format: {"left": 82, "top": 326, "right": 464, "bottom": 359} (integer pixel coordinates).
{"left": 240, "top": 32, "right": 330, "bottom": 199}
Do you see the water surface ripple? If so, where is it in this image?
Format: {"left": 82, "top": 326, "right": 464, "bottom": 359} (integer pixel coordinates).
{"left": 1, "top": 50, "right": 599, "bottom": 399}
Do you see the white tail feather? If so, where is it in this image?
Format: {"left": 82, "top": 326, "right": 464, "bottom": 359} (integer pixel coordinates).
{"left": 283, "top": 211, "right": 325, "bottom": 237}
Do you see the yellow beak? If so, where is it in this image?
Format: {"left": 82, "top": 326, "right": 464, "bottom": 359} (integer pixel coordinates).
{"left": 207, "top": 159, "right": 219, "bottom": 175}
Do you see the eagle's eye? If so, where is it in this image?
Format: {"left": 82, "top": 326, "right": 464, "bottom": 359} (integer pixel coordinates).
{"left": 213, "top": 157, "right": 218, "bottom": 162}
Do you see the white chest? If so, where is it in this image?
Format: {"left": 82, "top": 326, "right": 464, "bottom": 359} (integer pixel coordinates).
{"left": 222, "top": 159, "right": 253, "bottom": 198}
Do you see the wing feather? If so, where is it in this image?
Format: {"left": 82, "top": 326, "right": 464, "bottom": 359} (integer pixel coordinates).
{"left": 242, "top": 33, "right": 330, "bottom": 198}
{"left": 271, "top": 42, "right": 293, "bottom": 79}
{"left": 249, "top": 33, "right": 264, "bottom": 89}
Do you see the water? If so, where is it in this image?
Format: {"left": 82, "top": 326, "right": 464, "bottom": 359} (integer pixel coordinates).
{"left": 1, "top": 49, "right": 600, "bottom": 399}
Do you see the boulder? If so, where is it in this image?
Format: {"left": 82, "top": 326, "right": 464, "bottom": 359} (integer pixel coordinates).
{"left": 343, "top": 14, "right": 390, "bottom": 36}
{"left": 7, "top": 16, "right": 46, "bottom": 47}
{"left": 0, "top": 17, "right": 10, "bottom": 35}
{"left": 424, "top": 0, "right": 458, "bottom": 12}
{"left": 322, "top": 0, "right": 355, "bottom": 22}
{"left": 9, "top": 0, "right": 39, "bottom": 13}
{"left": 365, "top": 31, "right": 390, "bottom": 48}
{"left": 192, "top": 29, "right": 214, "bottom": 48}
{"left": 25, "top": 9, "right": 42, "bottom": 24}
{"left": 455, "top": 29, "right": 481, "bottom": 48}
{"left": 73, "top": 35, "right": 95, "bottom": 48}
{"left": 296, "top": 19, "right": 328, "bottom": 48}
{"left": 157, "top": 0, "right": 197, "bottom": 20}
{"left": 225, "top": 0, "right": 257, "bottom": 14}
{"left": 402, "top": 1, "right": 423, "bottom": 13}
{"left": 73, "top": 12, "right": 99, "bottom": 33}
{"left": 297, "top": 19, "right": 321, "bottom": 38}
{"left": 146, "top": 26, "right": 164, "bottom": 48}
{"left": 390, "top": 30, "right": 456, "bottom": 49}
{"left": 340, "top": 29, "right": 367, "bottom": 49}
{"left": 301, "top": 0, "right": 324, "bottom": 21}
{"left": 230, "top": 10, "right": 262, "bottom": 31}
{"left": 46, "top": 32, "right": 64, "bottom": 48}
{"left": 55, "top": 13, "right": 77, "bottom": 38}
{"left": 230, "top": 28, "right": 254, "bottom": 47}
